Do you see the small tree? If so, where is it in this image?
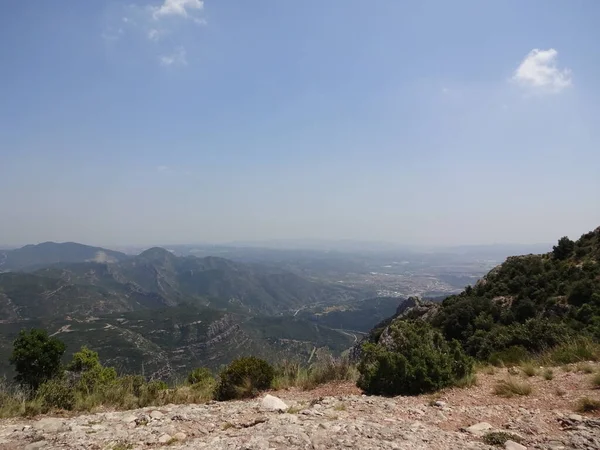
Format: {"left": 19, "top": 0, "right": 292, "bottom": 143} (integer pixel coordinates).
{"left": 67, "top": 346, "right": 117, "bottom": 395}
{"left": 215, "top": 357, "right": 274, "bottom": 401}
{"left": 9, "top": 329, "right": 66, "bottom": 390}
{"left": 553, "top": 237, "right": 575, "bottom": 260}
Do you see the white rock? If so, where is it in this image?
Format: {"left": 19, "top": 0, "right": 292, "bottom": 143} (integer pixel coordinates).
{"left": 158, "top": 433, "right": 172, "bottom": 444}
{"left": 123, "top": 414, "right": 137, "bottom": 423}
{"left": 24, "top": 442, "right": 46, "bottom": 450}
{"left": 464, "top": 422, "right": 493, "bottom": 436}
{"left": 568, "top": 414, "right": 583, "bottom": 422}
{"left": 150, "top": 410, "right": 164, "bottom": 420}
{"left": 33, "top": 418, "right": 70, "bottom": 433}
{"left": 505, "top": 440, "right": 527, "bottom": 450}
{"left": 261, "top": 394, "right": 288, "bottom": 412}
{"left": 173, "top": 432, "right": 187, "bottom": 441}
{"left": 434, "top": 400, "right": 447, "bottom": 408}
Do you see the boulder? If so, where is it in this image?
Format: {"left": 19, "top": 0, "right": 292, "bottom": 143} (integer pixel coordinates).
{"left": 505, "top": 440, "right": 527, "bottom": 450}
{"left": 261, "top": 394, "right": 288, "bottom": 412}
{"left": 464, "top": 422, "right": 493, "bottom": 436}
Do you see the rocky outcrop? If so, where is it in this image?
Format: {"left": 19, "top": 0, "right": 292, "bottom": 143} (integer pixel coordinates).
{"left": 1, "top": 389, "right": 599, "bottom": 450}
{"left": 349, "top": 297, "right": 439, "bottom": 362}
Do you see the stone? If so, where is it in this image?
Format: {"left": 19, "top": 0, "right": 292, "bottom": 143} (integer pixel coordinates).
{"left": 568, "top": 414, "right": 583, "bottom": 422}
{"left": 173, "top": 432, "right": 187, "bottom": 441}
{"left": 464, "top": 422, "right": 493, "bottom": 436}
{"left": 123, "top": 414, "right": 137, "bottom": 423}
{"left": 24, "top": 442, "right": 46, "bottom": 450}
{"left": 261, "top": 394, "right": 288, "bottom": 412}
{"left": 33, "top": 418, "right": 70, "bottom": 433}
{"left": 150, "top": 410, "right": 164, "bottom": 420}
{"left": 434, "top": 401, "right": 446, "bottom": 408}
{"left": 158, "top": 433, "right": 172, "bottom": 444}
{"left": 504, "top": 440, "right": 527, "bottom": 450}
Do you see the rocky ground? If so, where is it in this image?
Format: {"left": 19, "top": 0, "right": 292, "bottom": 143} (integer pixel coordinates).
{"left": 1, "top": 365, "right": 600, "bottom": 450}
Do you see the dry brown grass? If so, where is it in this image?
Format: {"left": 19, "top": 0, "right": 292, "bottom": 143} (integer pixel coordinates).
{"left": 493, "top": 378, "right": 532, "bottom": 398}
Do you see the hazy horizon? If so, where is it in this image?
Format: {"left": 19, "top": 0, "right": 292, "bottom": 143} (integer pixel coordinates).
{"left": 2, "top": 1, "right": 599, "bottom": 247}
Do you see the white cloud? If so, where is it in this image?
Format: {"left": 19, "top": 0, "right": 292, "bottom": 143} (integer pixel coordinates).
{"left": 151, "top": 0, "right": 204, "bottom": 20}
{"left": 147, "top": 28, "right": 163, "bottom": 41}
{"left": 157, "top": 165, "right": 170, "bottom": 172}
{"left": 159, "top": 47, "right": 187, "bottom": 67}
{"left": 512, "top": 48, "right": 572, "bottom": 94}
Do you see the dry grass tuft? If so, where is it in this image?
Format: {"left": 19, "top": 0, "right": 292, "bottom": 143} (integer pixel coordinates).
{"left": 493, "top": 378, "right": 532, "bottom": 398}
{"left": 576, "top": 397, "right": 600, "bottom": 413}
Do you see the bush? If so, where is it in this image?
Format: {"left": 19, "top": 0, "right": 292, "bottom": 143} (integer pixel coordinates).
{"left": 187, "top": 368, "right": 214, "bottom": 386}
{"left": 357, "top": 320, "right": 473, "bottom": 396}
{"left": 215, "top": 357, "right": 274, "bottom": 401}
{"left": 9, "top": 329, "right": 66, "bottom": 390}
{"left": 67, "top": 346, "right": 101, "bottom": 372}
{"left": 37, "top": 378, "right": 75, "bottom": 411}
{"left": 483, "top": 431, "right": 523, "bottom": 446}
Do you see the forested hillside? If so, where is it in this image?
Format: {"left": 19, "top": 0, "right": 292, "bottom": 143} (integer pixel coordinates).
{"left": 362, "top": 227, "right": 600, "bottom": 364}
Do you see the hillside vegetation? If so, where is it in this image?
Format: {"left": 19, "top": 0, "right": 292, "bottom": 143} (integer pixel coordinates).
{"left": 360, "top": 227, "right": 600, "bottom": 369}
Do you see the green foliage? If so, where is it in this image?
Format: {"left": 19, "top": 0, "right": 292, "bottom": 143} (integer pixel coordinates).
{"left": 9, "top": 329, "right": 66, "bottom": 390}
{"left": 482, "top": 431, "right": 523, "bottom": 446}
{"left": 542, "top": 338, "right": 600, "bottom": 365}
{"left": 36, "top": 378, "right": 75, "bottom": 411}
{"left": 67, "top": 346, "right": 101, "bottom": 372}
{"left": 424, "top": 227, "right": 600, "bottom": 362}
{"left": 553, "top": 237, "right": 575, "bottom": 260}
{"left": 215, "top": 357, "right": 274, "bottom": 401}
{"left": 357, "top": 320, "right": 473, "bottom": 396}
{"left": 489, "top": 346, "right": 530, "bottom": 367}
{"left": 187, "top": 367, "right": 214, "bottom": 386}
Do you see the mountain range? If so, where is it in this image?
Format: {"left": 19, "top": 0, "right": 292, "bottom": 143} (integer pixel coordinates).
{"left": 0, "top": 242, "right": 374, "bottom": 378}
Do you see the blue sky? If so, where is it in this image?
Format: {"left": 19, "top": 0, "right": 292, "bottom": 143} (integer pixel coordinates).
{"left": 1, "top": 0, "right": 599, "bottom": 246}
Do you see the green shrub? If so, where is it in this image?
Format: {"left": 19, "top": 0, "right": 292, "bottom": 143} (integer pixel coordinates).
{"left": 489, "top": 346, "right": 530, "bottom": 367}
{"left": 116, "top": 375, "right": 146, "bottom": 397}
{"left": 37, "top": 378, "right": 75, "bottom": 411}
{"left": 9, "top": 329, "right": 66, "bottom": 390}
{"left": 67, "top": 346, "right": 101, "bottom": 372}
{"left": 215, "top": 357, "right": 274, "bottom": 401}
{"left": 357, "top": 320, "right": 473, "bottom": 396}
{"left": 78, "top": 365, "right": 117, "bottom": 395}
{"left": 543, "top": 338, "right": 600, "bottom": 365}
{"left": 187, "top": 368, "right": 214, "bottom": 386}
{"left": 483, "top": 431, "right": 523, "bottom": 446}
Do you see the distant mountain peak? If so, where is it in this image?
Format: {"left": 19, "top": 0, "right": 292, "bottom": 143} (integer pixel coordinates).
{"left": 137, "top": 247, "right": 176, "bottom": 261}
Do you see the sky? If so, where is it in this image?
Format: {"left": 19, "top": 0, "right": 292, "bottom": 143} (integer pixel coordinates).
{"left": 1, "top": 0, "right": 599, "bottom": 247}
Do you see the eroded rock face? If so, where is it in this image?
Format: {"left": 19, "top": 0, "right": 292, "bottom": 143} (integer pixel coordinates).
{"left": 2, "top": 393, "right": 599, "bottom": 450}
